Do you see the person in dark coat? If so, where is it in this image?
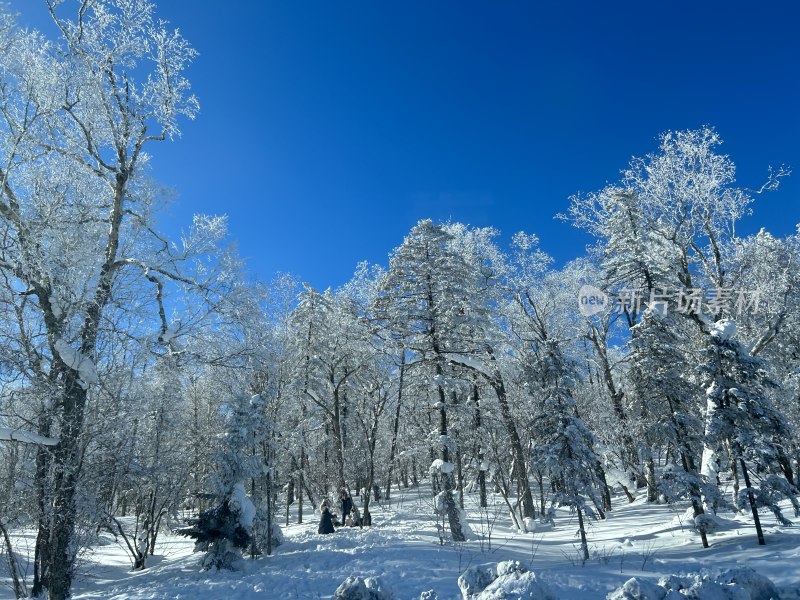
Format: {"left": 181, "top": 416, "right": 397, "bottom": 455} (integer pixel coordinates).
{"left": 340, "top": 489, "right": 353, "bottom": 523}
{"left": 318, "top": 500, "right": 335, "bottom": 534}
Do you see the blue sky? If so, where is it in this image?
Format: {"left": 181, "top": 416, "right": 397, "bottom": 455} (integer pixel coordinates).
{"left": 20, "top": 1, "right": 800, "bottom": 290}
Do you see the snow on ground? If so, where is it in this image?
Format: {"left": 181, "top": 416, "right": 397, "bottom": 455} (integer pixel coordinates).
{"left": 6, "top": 484, "right": 799, "bottom": 600}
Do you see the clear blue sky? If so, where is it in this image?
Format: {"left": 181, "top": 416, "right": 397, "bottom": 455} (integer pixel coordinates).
{"left": 19, "top": 1, "right": 800, "bottom": 290}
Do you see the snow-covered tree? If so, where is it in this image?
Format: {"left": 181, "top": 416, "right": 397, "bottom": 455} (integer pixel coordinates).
{"left": 287, "top": 284, "right": 373, "bottom": 496}
{"left": 627, "top": 309, "right": 710, "bottom": 547}
{"left": 179, "top": 394, "right": 269, "bottom": 569}
{"left": 530, "top": 341, "right": 604, "bottom": 561}
{"left": 727, "top": 229, "right": 800, "bottom": 487}
{"left": 445, "top": 224, "right": 538, "bottom": 524}
{"left": 700, "top": 319, "right": 798, "bottom": 545}
{"left": 564, "top": 127, "right": 795, "bottom": 520}
{"left": 375, "top": 220, "right": 477, "bottom": 541}
{"left": 0, "top": 1, "right": 229, "bottom": 594}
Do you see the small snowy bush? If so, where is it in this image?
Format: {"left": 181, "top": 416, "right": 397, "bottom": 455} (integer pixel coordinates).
{"left": 335, "top": 576, "right": 395, "bottom": 600}
{"left": 606, "top": 578, "right": 666, "bottom": 600}
{"left": 459, "top": 564, "right": 498, "bottom": 599}
{"left": 607, "top": 568, "right": 780, "bottom": 600}
{"left": 176, "top": 497, "right": 251, "bottom": 570}
{"left": 715, "top": 569, "right": 781, "bottom": 600}
{"left": 458, "top": 561, "right": 556, "bottom": 600}
{"left": 478, "top": 571, "right": 557, "bottom": 600}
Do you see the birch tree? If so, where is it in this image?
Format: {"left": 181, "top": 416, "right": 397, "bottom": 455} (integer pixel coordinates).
{"left": 0, "top": 2, "right": 217, "bottom": 596}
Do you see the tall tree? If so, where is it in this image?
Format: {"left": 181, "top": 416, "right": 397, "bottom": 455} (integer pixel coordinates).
{"left": 0, "top": 2, "right": 218, "bottom": 596}
{"left": 564, "top": 127, "right": 793, "bottom": 511}
{"left": 530, "top": 340, "right": 605, "bottom": 561}
{"left": 627, "top": 309, "right": 709, "bottom": 547}
{"left": 699, "top": 319, "right": 798, "bottom": 545}
{"left": 446, "top": 224, "right": 538, "bottom": 523}
{"left": 375, "top": 220, "right": 476, "bottom": 541}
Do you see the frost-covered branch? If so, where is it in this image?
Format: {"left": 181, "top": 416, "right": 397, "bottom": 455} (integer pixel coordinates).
{"left": 0, "top": 426, "right": 59, "bottom": 446}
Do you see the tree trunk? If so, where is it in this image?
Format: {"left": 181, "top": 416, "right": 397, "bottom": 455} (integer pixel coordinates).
{"left": 473, "top": 385, "right": 487, "bottom": 508}
{"left": 534, "top": 470, "right": 546, "bottom": 516}
{"left": 620, "top": 484, "right": 635, "bottom": 503}
{"left": 436, "top": 378, "right": 465, "bottom": 542}
{"left": 31, "top": 414, "right": 53, "bottom": 598}
{"left": 456, "top": 442, "right": 464, "bottom": 509}
{"left": 298, "top": 448, "right": 305, "bottom": 525}
{"left": 577, "top": 507, "right": 589, "bottom": 561}
{"left": 266, "top": 469, "right": 273, "bottom": 556}
{"left": 1, "top": 520, "right": 26, "bottom": 599}
{"left": 597, "top": 465, "right": 612, "bottom": 512}
{"left": 45, "top": 376, "right": 89, "bottom": 600}
{"left": 740, "top": 458, "right": 766, "bottom": 545}
{"left": 666, "top": 397, "right": 709, "bottom": 548}
{"left": 588, "top": 327, "right": 643, "bottom": 486}
{"left": 682, "top": 450, "right": 709, "bottom": 549}
{"left": 646, "top": 456, "right": 657, "bottom": 502}
{"left": 285, "top": 477, "right": 294, "bottom": 527}
{"left": 331, "top": 376, "right": 347, "bottom": 493}
{"left": 776, "top": 446, "right": 795, "bottom": 487}
{"left": 362, "top": 416, "right": 380, "bottom": 528}
{"left": 489, "top": 375, "right": 536, "bottom": 519}
{"left": 385, "top": 354, "right": 406, "bottom": 502}
{"left": 478, "top": 468, "right": 487, "bottom": 509}
{"left": 149, "top": 508, "right": 167, "bottom": 557}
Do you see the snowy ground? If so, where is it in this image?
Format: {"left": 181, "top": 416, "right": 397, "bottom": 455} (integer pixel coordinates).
{"left": 4, "top": 485, "right": 800, "bottom": 599}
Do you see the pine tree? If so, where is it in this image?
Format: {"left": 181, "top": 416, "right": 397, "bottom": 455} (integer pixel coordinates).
{"left": 375, "top": 220, "right": 474, "bottom": 541}
{"left": 700, "top": 319, "right": 799, "bottom": 545}
{"left": 179, "top": 395, "right": 266, "bottom": 569}
{"left": 530, "top": 341, "right": 605, "bottom": 561}
{"left": 628, "top": 309, "right": 709, "bottom": 548}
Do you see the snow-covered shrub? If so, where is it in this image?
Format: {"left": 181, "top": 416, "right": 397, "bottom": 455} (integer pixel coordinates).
{"left": 176, "top": 497, "right": 251, "bottom": 570}
{"left": 253, "top": 518, "right": 284, "bottom": 550}
{"left": 692, "top": 511, "right": 738, "bottom": 536}
{"left": 458, "top": 561, "right": 556, "bottom": 600}
{"left": 430, "top": 458, "right": 455, "bottom": 476}
{"left": 459, "top": 564, "right": 498, "bottom": 599}
{"left": 607, "top": 568, "right": 779, "bottom": 600}
{"left": 715, "top": 569, "right": 781, "bottom": 600}
{"left": 434, "top": 491, "right": 449, "bottom": 515}
{"left": 335, "top": 575, "right": 394, "bottom": 600}
{"left": 606, "top": 578, "right": 666, "bottom": 600}
{"left": 478, "top": 571, "right": 557, "bottom": 600}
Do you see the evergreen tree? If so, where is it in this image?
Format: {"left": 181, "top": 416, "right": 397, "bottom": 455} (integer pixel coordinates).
{"left": 628, "top": 309, "right": 709, "bottom": 548}
{"left": 179, "top": 395, "right": 267, "bottom": 569}
{"left": 375, "top": 220, "right": 476, "bottom": 541}
{"left": 700, "top": 319, "right": 799, "bottom": 545}
{"left": 530, "top": 341, "right": 604, "bottom": 561}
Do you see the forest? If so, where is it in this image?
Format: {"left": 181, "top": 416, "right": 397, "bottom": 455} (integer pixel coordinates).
{"left": 0, "top": 2, "right": 798, "bottom": 600}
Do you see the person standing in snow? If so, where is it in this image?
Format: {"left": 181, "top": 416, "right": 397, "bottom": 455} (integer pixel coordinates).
{"left": 340, "top": 489, "right": 353, "bottom": 524}
{"left": 318, "top": 499, "right": 335, "bottom": 534}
